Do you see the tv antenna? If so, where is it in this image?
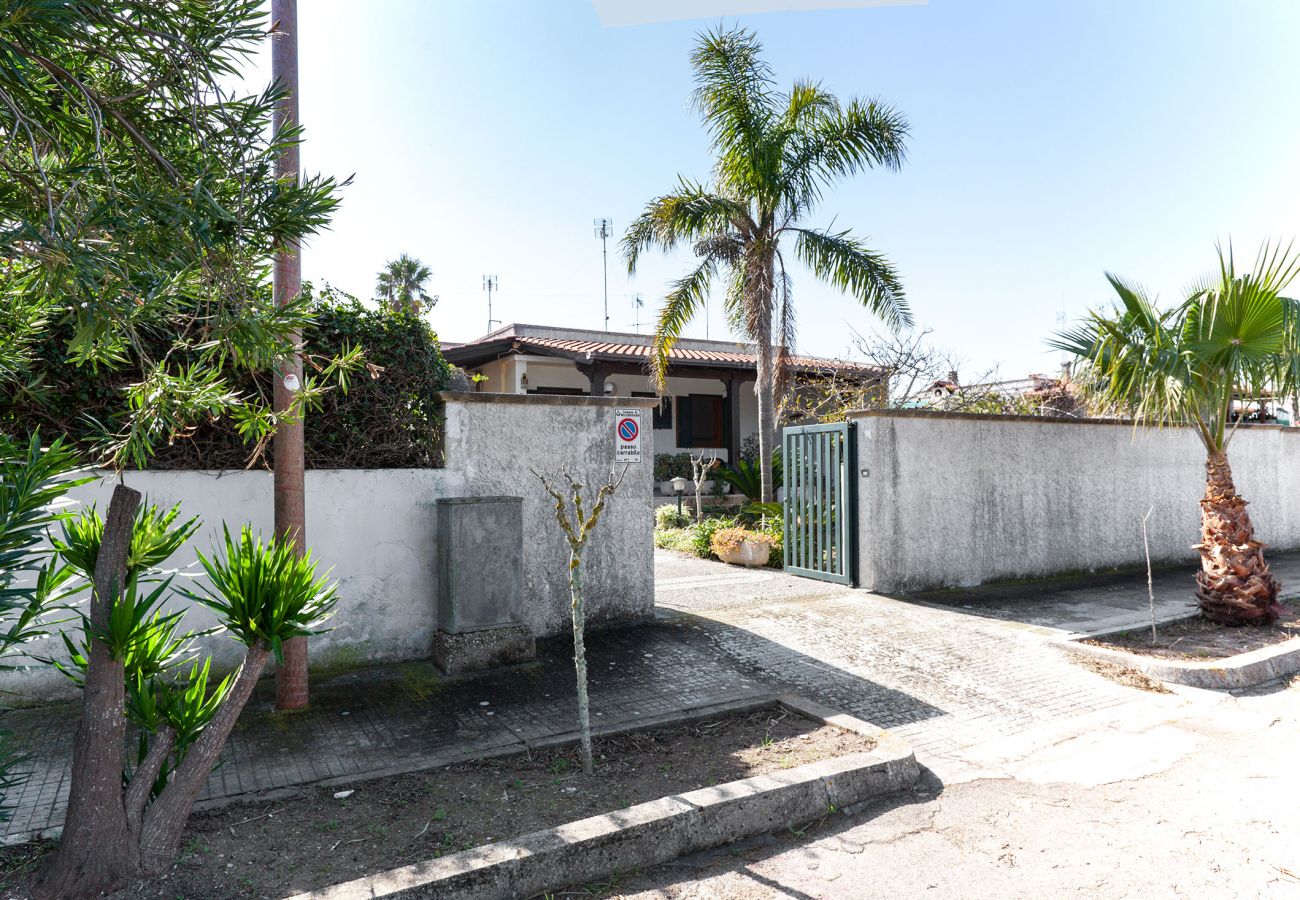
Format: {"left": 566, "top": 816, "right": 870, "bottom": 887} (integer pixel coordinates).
{"left": 594, "top": 217, "right": 612, "bottom": 331}
{"left": 483, "top": 275, "right": 499, "bottom": 334}
{"left": 630, "top": 294, "right": 644, "bottom": 333}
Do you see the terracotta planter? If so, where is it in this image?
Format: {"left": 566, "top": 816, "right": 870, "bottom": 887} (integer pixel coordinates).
{"left": 716, "top": 538, "right": 773, "bottom": 568}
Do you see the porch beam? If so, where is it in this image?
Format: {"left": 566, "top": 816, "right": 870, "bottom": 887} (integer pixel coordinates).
{"left": 725, "top": 376, "right": 743, "bottom": 464}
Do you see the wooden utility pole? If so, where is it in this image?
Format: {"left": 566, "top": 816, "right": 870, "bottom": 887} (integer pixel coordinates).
{"left": 272, "top": 0, "right": 309, "bottom": 711}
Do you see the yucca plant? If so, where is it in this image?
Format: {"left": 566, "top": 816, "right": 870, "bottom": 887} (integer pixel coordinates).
{"left": 0, "top": 432, "right": 90, "bottom": 822}
{"left": 54, "top": 502, "right": 199, "bottom": 582}
{"left": 1052, "top": 242, "right": 1300, "bottom": 625}
{"left": 189, "top": 525, "right": 338, "bottom": 665}
{"left": 36, "top": 487, "right": 339, "bottom": 897}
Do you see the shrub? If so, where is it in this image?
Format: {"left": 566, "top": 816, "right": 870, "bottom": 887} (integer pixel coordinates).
{"left": 653, "top": 528, "right": 694, "bottom": 553}
{"left": 755, "top": 513, "right": 784, "bottom": 567}
{"left": 652, "top": 453, "right": 693, "bottom": 481}
{"left": 655, "top": 505, "right": 693, "bottom": 530}
{"left": 689, "top": 515, "right": 739, "bottom": 559}
{"left": 0, "top": 285, "right": 453, "bottom": 469}
{"left": 715, "top": 453, "right": 782, "bottom": 501}
{"left": 709, "top": 526, "right": 769, "bottom": 557}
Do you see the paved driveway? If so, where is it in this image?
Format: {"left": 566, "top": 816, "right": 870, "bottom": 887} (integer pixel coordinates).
{"left": 655, "top": 550, "right": 1173, "bottom": 766}
{"left": 627, "top": 550, "right": 1300, "bottom": 898}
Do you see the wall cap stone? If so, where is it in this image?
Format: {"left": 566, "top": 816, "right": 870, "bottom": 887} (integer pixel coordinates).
{"left": 846, "top": 407, "right": 1299, "bottom": 431}
{"left": 438, "top": 391, "right": 660, "bottom": 409}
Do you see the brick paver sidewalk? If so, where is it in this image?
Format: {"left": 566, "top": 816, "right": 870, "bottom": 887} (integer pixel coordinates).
{"left": 10, "top": 549, "right": 1295, "bottom": 842}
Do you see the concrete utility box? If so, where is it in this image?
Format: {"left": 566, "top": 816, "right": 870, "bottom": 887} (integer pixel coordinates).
{"left": 432, "top": 496, "right": 535, "bottom": 674}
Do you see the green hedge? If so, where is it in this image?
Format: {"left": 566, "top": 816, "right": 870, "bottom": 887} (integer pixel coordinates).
{"left": 0, "top": 287, "right": 453, "bottom": 469}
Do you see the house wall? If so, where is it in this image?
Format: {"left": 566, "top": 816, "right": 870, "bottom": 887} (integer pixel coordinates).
{"left": 3, "top": 394, "right": 656, "bottom": 703}
{"left": 477, "top": 358, "right": 760, "bottom": 462}
{"left": 849, "top": 409, "right": 1300, "bottom": 593}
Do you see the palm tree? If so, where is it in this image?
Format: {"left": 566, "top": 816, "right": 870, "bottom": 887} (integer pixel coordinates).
{"left": 623, "top": 26, "right": 913, "bottom": 503}
{"left": 375, "top": 254, "right": 435, "bottom": 314}
{"left": 1053, "top": 243, "right": 1300, "bottom": 625}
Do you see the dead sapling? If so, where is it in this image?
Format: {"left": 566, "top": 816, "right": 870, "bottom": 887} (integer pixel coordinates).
{"left": 1142, "top": 504, "right": 1157, "bottom": 644}
{"left": 533, "top": 466, "right": 628, "bottom": 776}
{"left": 689, "top": 451, "right": 718, "bottom": 522}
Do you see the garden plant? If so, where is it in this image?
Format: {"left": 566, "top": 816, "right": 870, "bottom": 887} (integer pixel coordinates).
{"left": 535, "top": 467, "right": 628, "bottom": 776}
{"left": 30, "top": 481, "right": 337, "bottom": 898}
{"left": 0, "top": 1, "right": 349, "bottom": 469}
{"left": 375, "top": 253, "right": 437, "bottom": 315}
{"left": 0, "top": 435, "right": 90, "bottom": 822}
{"left": 625, "top": 25, "right": 913, "bottom": 504}
{"left": 1054, "top": 243, "right": 1300, "bottom": 624}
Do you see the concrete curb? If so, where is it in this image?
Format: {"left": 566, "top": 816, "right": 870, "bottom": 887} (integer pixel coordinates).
{"left": 1057, "top": 631, "right": 1300, "bottom": 690}
{"left": 286, "top": 697, "right": 919, "bottom": 900}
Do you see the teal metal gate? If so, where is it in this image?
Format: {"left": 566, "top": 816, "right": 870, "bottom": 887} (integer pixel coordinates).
{"left": 782, "top": 422, "right": 857, "bottom": 585}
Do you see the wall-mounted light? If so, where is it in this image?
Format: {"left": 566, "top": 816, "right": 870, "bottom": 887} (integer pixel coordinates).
{"left": 520, "top": 372, "right": 529, "bottom": 389}
{"left": 604, "top": 382, "right": 614, "bottom": 394}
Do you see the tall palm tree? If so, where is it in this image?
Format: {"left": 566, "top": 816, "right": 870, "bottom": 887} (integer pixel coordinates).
{"left": 623, "top": 26, "right": 913, "bottom": 503}
{"left": 375, "top": 253, "right": 435, "bottom": 314}
{"left": 1053, "top": 242, "right": 1300, "bottom": 625}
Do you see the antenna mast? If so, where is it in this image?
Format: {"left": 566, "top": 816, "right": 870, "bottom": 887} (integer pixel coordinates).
{"left": 483, "top": 275, "right": 499, "bottom": 334}
{"left": 594, "top": 217, "right": 612, "bottom": 331}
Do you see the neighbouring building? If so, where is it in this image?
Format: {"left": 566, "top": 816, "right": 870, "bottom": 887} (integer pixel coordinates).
{"left": 442, "top": 323, "right": 881, "bottom": 464}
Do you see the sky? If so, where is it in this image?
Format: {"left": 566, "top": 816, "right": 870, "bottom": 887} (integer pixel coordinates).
{"left": 251, "top": 0, "right": 1300, "bottom": 379}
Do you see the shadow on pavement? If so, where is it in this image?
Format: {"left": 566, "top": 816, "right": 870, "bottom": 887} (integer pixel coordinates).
{"left": 2, "top": 615, "right": 946, "bottom": 840}
{"left": 575, "top": 765, "right": 947, "bottom": 899}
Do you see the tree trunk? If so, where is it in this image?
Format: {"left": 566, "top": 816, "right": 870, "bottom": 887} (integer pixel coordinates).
{"left": 138, "top": 644, "right": 271, "bottom": 872}
{"left": 33, "top": 486, "right": 141, "bottom": 899}
{"left": 755, "top": 320, "right": 776, "bottom": 504}
{"left": 1194, "top": 451, "right": 1283, "bottom": 625}
{"left": 568, "top": 549, "right": 593, "bottom": 776}
{"left": 272, "top": 0, "right": 309, "bottom": 712}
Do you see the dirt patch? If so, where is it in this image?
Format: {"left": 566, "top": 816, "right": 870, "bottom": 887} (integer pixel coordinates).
{"left": 1, "top": 708, "right": 873, "bottom": 900}
{"left": 1075, "top": 656, "right": 1173, "bottom": 694}
{"left": 1082, "top": 601, "right": 1300, "bottom": 661}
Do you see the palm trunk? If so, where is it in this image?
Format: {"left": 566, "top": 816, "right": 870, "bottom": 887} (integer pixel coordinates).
{"left": 755, "top": 316, "right": 776, "bottom": 505}
{"left": 33, "top": 486, "right": 141, "bottom": 899}
{"left": 568, "top": 549, "right": 593, "bottom": 776}
{"left": 1194, "top": 451, "right": 1282, "bottom": 625}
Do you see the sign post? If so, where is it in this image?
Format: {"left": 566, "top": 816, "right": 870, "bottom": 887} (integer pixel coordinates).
{"left": 614, "top": 408, "right": 643, "bottom": 463}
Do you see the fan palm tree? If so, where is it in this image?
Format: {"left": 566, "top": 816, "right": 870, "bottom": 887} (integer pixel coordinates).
{"left": 623, "top": 26, "right": 913, "bottom": 503}
{"left": 1052, "top": 242, "right": 1300, "bottom": 625}
{"left": 375, "top": 254, "right": 435, "bottom": 314}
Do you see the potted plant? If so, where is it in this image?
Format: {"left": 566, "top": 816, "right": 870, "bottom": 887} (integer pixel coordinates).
{"left": 710, "top": 526, "right": 774, "bottom": 568}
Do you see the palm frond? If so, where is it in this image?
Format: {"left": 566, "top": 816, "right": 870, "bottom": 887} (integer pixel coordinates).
{"left": 1049, "top": 245, "right": 1300, "bottom": 451}
{"left": 689, "top": 26, "right": 779, "bottom": 201}
{"left": 793, "top": 227, "right": 910, "bottom": 331}
{"left": 649, "top": 256, "right": 720, "bottom": 390}
{"left": 781, "top": 98, "right": 908, "bottom": 217}
{"left": 621, "top": 181, "right": 750, "bottom": 273}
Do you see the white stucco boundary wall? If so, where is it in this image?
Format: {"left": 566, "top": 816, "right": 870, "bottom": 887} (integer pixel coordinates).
{"left": 4, "top": 393, "right": 655, "bottom": 703}
{"left": 849, "top": 409, "right": 1300, "bottom": 594}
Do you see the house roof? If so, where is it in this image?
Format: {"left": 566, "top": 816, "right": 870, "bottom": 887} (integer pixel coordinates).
{"left": 442, "top": 323, "right": 879, "bottom": 377}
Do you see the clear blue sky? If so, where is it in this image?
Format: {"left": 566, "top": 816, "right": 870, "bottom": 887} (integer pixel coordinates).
{"left": 256, "top": 1, "right": 1300, "bottom": 378}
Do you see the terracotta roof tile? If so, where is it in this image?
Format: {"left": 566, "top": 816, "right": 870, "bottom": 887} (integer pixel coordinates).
{"left": 515, "top": 336, "right": 874, "bottom": 373}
